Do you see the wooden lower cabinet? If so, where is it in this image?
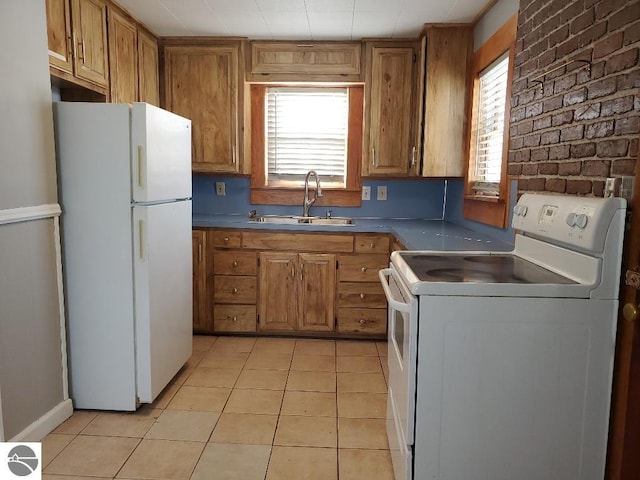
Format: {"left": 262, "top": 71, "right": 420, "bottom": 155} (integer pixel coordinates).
{"left": 198, "top": 228, "right": 389, "bottom": 338}
{"left": 192, "top": 229, "right": 210, "bottom": 332}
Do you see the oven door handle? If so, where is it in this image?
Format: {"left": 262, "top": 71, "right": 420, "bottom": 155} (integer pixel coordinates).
{"left": 379, "top": 268, "right": 412, "bottom": 313}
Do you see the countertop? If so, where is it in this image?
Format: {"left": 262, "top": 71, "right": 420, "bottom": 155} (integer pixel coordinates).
{"left": 192, "top": 214, "right": 514, "bottom": 251}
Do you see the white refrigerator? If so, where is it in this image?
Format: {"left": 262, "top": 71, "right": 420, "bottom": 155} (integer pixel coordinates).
{"left": 54, "top": 102, "right": 193, "bottom": 411}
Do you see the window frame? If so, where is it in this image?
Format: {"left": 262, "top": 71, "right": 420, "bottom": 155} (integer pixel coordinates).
{"left": 250, "top": 84, "right": 363, "bottom": 206}
{"left": 463, "top": 14, "right": 517, "bottom": 228}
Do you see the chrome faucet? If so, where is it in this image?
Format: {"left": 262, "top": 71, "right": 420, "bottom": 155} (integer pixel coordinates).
{"left": 302, "top": 170, "right": 322, "bottom": 217}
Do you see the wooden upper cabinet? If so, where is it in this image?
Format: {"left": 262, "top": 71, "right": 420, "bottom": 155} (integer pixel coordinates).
{"left": 298, "top": 254, "right": 336, "bottom": 332}
{"left": 46, "top": 0, "right": 73, "bottom": 73}
{"left": 364, "top": 41, "right": 421, "bottom": 177}
{"left": 164, "top": 44, "right": 242, "bottom": 173}
{"left": 70, "top": 0, "right": 108, "bottom": 87}
{"left": 248, "top": 41, "right": 361, "bottom": 82}
{"left": 422, "top": 26, "right": 472, "bottom": 177}
{"left": 107, "top": 8, "right": 138, "bottom": 103}
{"left": 137, "top": 30, "right": 159, "bottom": 106}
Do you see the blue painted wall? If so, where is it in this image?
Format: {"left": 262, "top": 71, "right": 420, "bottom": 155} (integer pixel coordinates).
{"left": 193, "top": 174, "right": 515, "bottom": 244}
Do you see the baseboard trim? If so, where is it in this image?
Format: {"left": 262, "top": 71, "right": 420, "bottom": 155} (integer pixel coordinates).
{"left": 9, "top": 399, "right": 73, "bottom": 442}
{"left": 0, "top": 203, "right": 61, "bottom": 225}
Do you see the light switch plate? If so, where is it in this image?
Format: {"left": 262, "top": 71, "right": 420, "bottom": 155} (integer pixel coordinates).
{"left": 362, "top": 186, "right": 371, "bottom": 200}
{"left": 215, "top": 182, "right": 226, "bottom": 196}
{"left": 377, "top": 185, "right": 387, "bottom": 201}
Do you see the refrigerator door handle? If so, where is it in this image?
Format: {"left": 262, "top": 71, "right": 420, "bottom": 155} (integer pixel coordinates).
{"left": 137, "top": 145, "right": 145, "bottom": 189}
{"left": 138, "top": 219, "right": 145, "bottom": 260}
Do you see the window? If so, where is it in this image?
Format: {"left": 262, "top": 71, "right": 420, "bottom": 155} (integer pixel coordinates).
{"left": 463, "top": 14, "right": 517, "bottom": 228}
{"left": 250, "top": 85, "right": 363, "bottom": 206}
{"left": 265, "top": 87, "right": 348, "bottom": 188}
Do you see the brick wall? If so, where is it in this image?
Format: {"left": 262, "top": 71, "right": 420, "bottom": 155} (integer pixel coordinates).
{"left": 509, "top": 0, "right": 640, "bottom": 196}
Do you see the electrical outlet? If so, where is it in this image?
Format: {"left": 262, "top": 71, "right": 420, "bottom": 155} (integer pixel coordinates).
{"left": 604, "top": 178, "right": 618, "bottom": 198}
{"left": 215, "top": 182, "right": 226, "bottom": 196}
{"left": 362, "top": 186, "right": 371, "bottom": 200}
{"left": 377, "top": 185, "right": 387, "bottom": 201}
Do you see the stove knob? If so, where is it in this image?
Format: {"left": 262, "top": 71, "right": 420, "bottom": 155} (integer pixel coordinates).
{"left": 566, "top": 212, "right": 576, "bottom": 226}
{"left": 575, "top": 214, "right": 589, "bottom": 229}
{"left": 520, "top": 205, "right": 528, "bottom": 216}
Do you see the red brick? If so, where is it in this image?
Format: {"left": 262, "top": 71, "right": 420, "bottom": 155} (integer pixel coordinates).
{"left": 630, "top": 138, "right": 638, "bottom": 157}
{"left": 587, "top": 78, "right": 618, "bottom": 99}
{"left": 554, "top": 74, "right": 577, "bottom": 93}
{"left": 582, "top": 159, "right": 611, "bottom": 175}
{"left": 530, "top": 38, "right": 551, "bottom": 58}
{"left": 525, "top": 103, "right": 544, "bottom": 118}
{"left": 557, "top": 36, "right": 580, "bottom": 58}
{"left": 595, "top": 0, "right": 629, "bottom": 20}
{"left": 522, "top": 163, "right": 539, "bottom": 175}
{"left": 549, "top": 145, "right": 570, "bottom": 160}
{"left": 611, "top": 159, "right": 636, "bottom": 175}
{"left": 623, "top": 20, "right": 640, "bottom": 45}
{"left": 546, "top": 178, "right": 567, "bottom": 193}
{"left": 541, "top": 130, "right": 561, "bottom": 145}
{"left": 515, "top": 149, "right": 531, "bottom": 162}
{"left": 593, "top": 180, "right": 605, "bottom": 197}
{"left": 524, "top": 134, "right": 542, "bottom": 147}
{"left": 538, "top": 48, "right": 557, "bottom": 69}
{"left": 508, "top": 163, "right": 523, "bottom": 176}
{"left": 605, "top": 48, "right": 640, "bottom": 75}
{"left": 575, "top": 103, "right": 602, "bottom": 120}
{"left": 601, "top": 96, "right": 635, "bottom": 116}
{"left": 617, "top": 69, "right": 640, "bottom": 90}
{"left": 539, "top": 162, "right": 559, "bottom": 174}
{"left": 560, "top": 124, "right": 585, "bottom": 141}
{"left": 519, "top": 89, "right": 536, "bottom": 105}
{"left": 566, "top": 180, "right": 593, "bottom": 195}
{"left": 531, "top": 147, "right": 550, "bottom": 161}
{"left": 521, "top": 57, "right": 538, "bottom": 77}
{"left": 597, "top": 139, "right": 630, "bottom": 157}
{"left": 571, "top": 143, "right": 597, "bottom": 158}
{"left": 563, "top": 88, "right": 587, "bottom": 106}
{"left": 614, "top": 116, "right": 640, "bottom": 135}
{"left": 511, "top": 107, "right": 527, "bottom": 123}
{"left": 549, "top": 24, "right": 570, "bottom": 46}
{"left": 585, "top": 120, "right": 615, "bottom": 138}
{"left": 518, "top": 121, "right": 534, "bottom": 135}
{"left": 510, "top": 137, "right": 524, "bottom": 150}
{"left": 533, "top": 116, "right": 552, "bottom": 131}
{"left": 593, "top": 31, "right": 624, "bottom": 58}
{"left": 579, "top": 22, "right": 608, "bottom": 48}
{"left": 543, "top": 95, "right": 564, "bottom": 113}
{"left": 552, "top": 110, "right": 574, "bottom": 126}
{"left": 590, "top": 61, "right": 606, "bottom": 80}
{"left": 558, "top": 161, "right": 582, "bottom": 175}
{"left": 518, "top": 178, "right": 529, "bottom": 190}
{"left": 609, "top": 3, "right": 640, "bottom": 32}
{"left": 512, "top": 78, "right": 529, "bottom": 94}
{"left": 559, "top": 1, "right": 586, "bottom": 23}
{"left": 571, "top": 7, "right": 595, "bottom": 34}
{"left": 528, "top": 178, "right": 547, "bottom": 191}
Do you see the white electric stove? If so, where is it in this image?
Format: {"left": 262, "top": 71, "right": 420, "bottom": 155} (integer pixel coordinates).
{"left": 380, "top": 193, "right": 627, "bottom": 480}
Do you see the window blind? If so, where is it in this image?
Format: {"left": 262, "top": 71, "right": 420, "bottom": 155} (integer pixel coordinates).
{"left": 472, "top": 52, "right": 509, "bottom": 196}
{"left": 265, "top": 87, "right": 348, "bottom": 186}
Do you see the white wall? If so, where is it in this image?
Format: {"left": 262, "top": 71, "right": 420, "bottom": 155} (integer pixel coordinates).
{"left": 474, "top": 0, "right": 519, "bottom": 50}
{"left": 0, "top": 0, "right": 71, "bottom": 440}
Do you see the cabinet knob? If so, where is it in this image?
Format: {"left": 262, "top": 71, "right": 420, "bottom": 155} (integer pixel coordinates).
{"left": 224, "top": 236, "right": 229, "bottom": 242}
{"left": 359, "top": 318, "right": 366, "bottom": 325}
{"left": 360, "top": 293, "right": 366, "bottom": 299}
{"left": 232, "top": 288, "right": 238, "bottom": 294}
{"left": 361, "top": 266, "right": 367, "bottom": 272}
{"left": 232, "top": 261, "right": 238, "bottom": 267}
{"left": 232, "top": 316, "right": 238, "bottom": 323}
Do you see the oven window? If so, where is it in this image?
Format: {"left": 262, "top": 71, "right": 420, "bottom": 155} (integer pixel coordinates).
{"left": 394, "top": 309, "right": 405, "bottom": 361}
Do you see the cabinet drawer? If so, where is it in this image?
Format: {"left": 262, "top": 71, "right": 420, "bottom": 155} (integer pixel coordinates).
{"left": 355, "top": 235, "right": 390, "bottom": 254}
{"left": 213, "top": 305, "right": 257, "bottom": 332}
{"left": 213, "top": 275, "right": 257, "bottom": 303}
{"left": 209, "top": 230, "right": 242, "bottom": 248}
{"left": 338, "top": 282, "right": 386, "bottom": 308}
{"left": 337, "top": 308, "right": 387, "bottom": 335}
{"left": 338, "top": 254, "right": 388, "bottom": 282}
{"left": 214, "top": 251, "right": 257, "bottom": 275}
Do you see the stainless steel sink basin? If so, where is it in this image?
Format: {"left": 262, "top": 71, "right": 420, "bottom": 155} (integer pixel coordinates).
{"left": 252, "top": 215, "right": 354, "bottom": 226}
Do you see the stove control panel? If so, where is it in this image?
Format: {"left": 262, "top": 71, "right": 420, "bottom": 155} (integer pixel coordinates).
{"left": 512, "top": 193, "right": 626, "bottom": 252}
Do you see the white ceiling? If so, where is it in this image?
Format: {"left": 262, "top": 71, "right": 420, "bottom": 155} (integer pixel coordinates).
{"left": 114, "top": 0, "right": 490, "bottom": 40}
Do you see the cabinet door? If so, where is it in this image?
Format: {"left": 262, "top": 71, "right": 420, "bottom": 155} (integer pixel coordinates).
{"left": 137, "top": 30, "right": 159, "bottom": 106}
{"left": 71, "top": 0, "right": 108, "bottom": 87}
{"left": 258, "top": 252, "right": 297, "bottom": 331}
{"left": 107, "top": 9, "right": 138, "bottom": 103}
{"left": 165, "top": 45, "right": 240, "bottom": 173}
{"left": 298, "top": 254, "right": 336, "bottom": 332}
{"left": 365, "top": 43, "right": 418, "bottom": 176}
{"left": 46, "top": 0, "right": 73, "bottom": 73}
{"left": 192, "top": 230, "right": 210, "bottom": 332}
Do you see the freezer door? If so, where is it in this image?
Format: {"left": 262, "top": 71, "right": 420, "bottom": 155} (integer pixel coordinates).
{"left": 131, "top": 103, "right": 192, "bottom": 203}
{"left": 133, "top": 201, "right": 193, "bottom": 403}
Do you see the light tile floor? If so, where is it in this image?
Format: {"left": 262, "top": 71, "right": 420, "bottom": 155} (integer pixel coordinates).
{"left": 42, "top": 335, "right": 393, "bottom": 480}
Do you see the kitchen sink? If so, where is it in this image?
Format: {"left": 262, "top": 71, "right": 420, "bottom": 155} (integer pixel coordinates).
{"left": 252, "top": 215, "right": 354, "bottom": 226}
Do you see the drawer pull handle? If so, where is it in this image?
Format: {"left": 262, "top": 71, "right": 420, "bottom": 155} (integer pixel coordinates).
{"left": 370, "top": 242, "right": 375, "bottom": 248}
{"left": 232, "top": 316, "right": 238, "bottom": 323}
{"left": 232, "top": 261, "right": 238, "bottom": 267}
{"left": 232, "top": 288, "right": 238, "bottom": 294}
{"left": 360, "top": 293, "right": 365, "bottom": 299}
{"left": 361, "top": 266, "right": 367, "bottom": 272}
